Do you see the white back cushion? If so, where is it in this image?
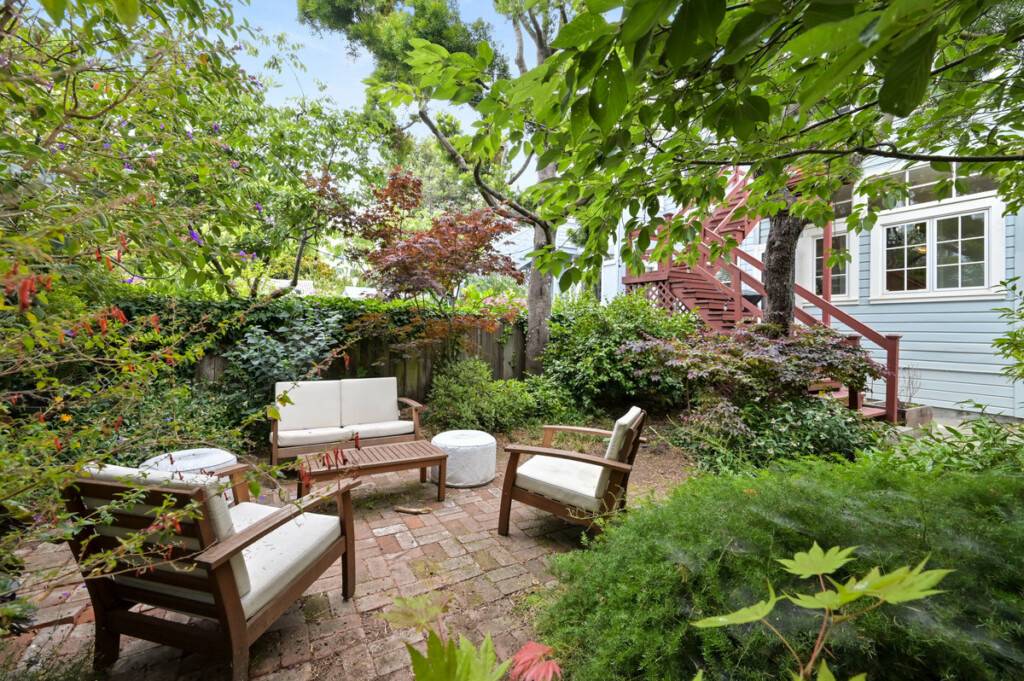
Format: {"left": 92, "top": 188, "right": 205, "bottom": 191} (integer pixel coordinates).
{"left": 340, "top": 377, "right": 400, "bottom": 426}
{"left": 596, "top": 406, "right": 644, "bottom": 500}
{"left": 604, "top": 406, "right": 644, "bottom": 462}
{"left": 275, "top": 380, "right": 342, "bottom": 431}
{"left": 82, "top": 464, "right": 251, "bottom": 596}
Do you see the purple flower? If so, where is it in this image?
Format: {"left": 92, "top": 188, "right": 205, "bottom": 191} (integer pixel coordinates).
{"left": 186, "top": 130, "right": 193, "bottom": 140}
{"left": 212, "top": 123, "right": 221, "bottom": 133}
{"left": 159, "top": 123, "right": 165, "bottom": 130}
{"left": 56, "top": 142, "right": 66, "bottom": 151}
{"left": 187, "top": 229, "right": 203, "bottom": 245}
{"left": 254, "top": 202, "right": 263, "bottom": 214}
{"left": 102, "top": 141, "right": 111, "bottom": 150}
{"left": 118, "top": 118, "right": 128, "bottom": 128}
{"left": 121, "top": 276, "right": 143, "bottom": 284}
{"left": 230, "top": 160, "right": 240, "bottom": 169}
{"left": 237, "top": 250, "right": 256, "bottom": 261}
{"left": 123, "top": 161, "right": 133, "bottom": 170}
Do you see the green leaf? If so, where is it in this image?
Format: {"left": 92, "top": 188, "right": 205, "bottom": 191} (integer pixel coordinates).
{"left": 586, "top": 0, "right": 623, "bottom": 12}
{"left": 587, "top": 55, "right": 627, "bottom": 133}
{"left": 878, "top": 28, "right": 939, "bottom": 117}
{"left": 787, "top": 587, "right": 862, "bottom": 610}
{"left": 381, "top": 595, "right": 447, "bottom": 631}
{"left": 39, "top": 0, "right": 67, "bottom": 23}
{"left": 266, "top": 405, "right": 281, "bottom": 420}
{"left": 665, "top": 0, "right": 725, "bottom": 66}
{"left": 778, "top": 543, "right": 857, "bottom": 578}
{"left": 552, "top": 13, "right": 615, "bottom": 50}
{"left": 476, "top": 41, "right": 494, "bottom": 67}
{"left": 619, "top": 0, "right": 666, "bottom": 45}
{"left": 816, "top": 660, "right": 836, "bottom": 681}
{"left": 723, "top": 11, "right": 774, "bottom": 63}
{"left": 109, "top": 0, "right": 141, "bottom": 25}
{"left": 692, "top": 584, "right": 779, "bottom": 627}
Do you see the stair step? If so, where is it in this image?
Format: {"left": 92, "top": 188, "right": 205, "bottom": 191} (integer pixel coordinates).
{"left": 859, "top": 406, "right": 887, "bottom": 420}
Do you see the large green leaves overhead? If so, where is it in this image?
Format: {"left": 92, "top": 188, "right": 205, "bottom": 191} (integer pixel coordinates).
{"left": 878, "top": 28, "right": 940, "bottom": 117}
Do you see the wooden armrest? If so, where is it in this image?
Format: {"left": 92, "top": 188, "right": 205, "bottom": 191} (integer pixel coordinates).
{"left": 542, "top": 425, "right": 648, "bottom": 444}
{"left": 504, "top": 444, "right": 633, "bottom": 473}
{"left": 195, "top": 479, "right": 360, "bottom": 570}
{"left": 398, "top": 397, "right": 425, "bottom": 410}
{"left": 212, "top": 463, "right": 252, "bottom": 503}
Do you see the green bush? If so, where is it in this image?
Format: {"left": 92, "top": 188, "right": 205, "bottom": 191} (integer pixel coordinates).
{"left": 426, "top": 360, "right": 582, "bottom": 433}
{"left": 537, "top": 461, "right": 1024, "bottom": 681}
{"left": 672, "top": 398, "right": 886, "bottom": 473}
{"left": 68, "top": 379, "right": 247, "bottom": 467}
{"left": 545, "top": 292, "right": 699, "bottom": 411}
{"left": 860, "top": 413, "right": 1024, "bottom": 472}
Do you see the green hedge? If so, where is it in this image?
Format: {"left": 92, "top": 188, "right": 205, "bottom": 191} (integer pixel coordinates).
{"left": 537, "top": 462, "right": 1024, "bottom": 680}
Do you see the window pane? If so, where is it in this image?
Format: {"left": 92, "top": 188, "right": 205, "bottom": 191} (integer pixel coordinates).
{"left": 834, "top": 201, "right": 853, "bottom": 219}
{"left": 961, "top": 237, "right": 985, "bottom": 263}
{"left": 937, "top": 265, "right": 959, "bottom": 289}
{"left": 815, "top": 239, "right": 823, "bottom": 257}
{"left": 937, "top": 217, "right": 959, "bottom": 242}
{"left": 886, "top": 270, "right": 905, "bottom": 291}
{"left": 908, "top": 184, "right": 939, "bottom": 205}
{"left": 832, "top": 274, "right": 847, "bottom": 296}
{"left": 907, "top": 245, "right": 927, "bottom": 268}
{"left": 886, "top": 226, "right": 905, "bottom": 248}
{"left": 960, "top": 173, "right": 998, "bottom": 195}
{"left": 909, "top": 165, "right": 949, "bottom": 186}
{"left": 961, "top": 212, "right": 985, "bottom": 239}
{"left": 907, "top": 267, "right": 927, "bottom": 290}
{"left": 886, "top": 249, "right": 905, "bottom": 269}
{"left": 937, "top": 241, "right": 959, "bottom": 265}
{"left": 814, "top": 276, "right": 824, "bottom": 296}
{"left": 833, "top": 183, "right": 854, "bottom": 204}
{"left": 962, "top": 263, "right": 985, "bottom": 287}
{"left": 907, "top": 222, "right": 927, "bottom": 245}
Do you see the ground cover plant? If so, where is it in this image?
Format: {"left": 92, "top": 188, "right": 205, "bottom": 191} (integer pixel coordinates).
{"left": 536, "top": 460, "right": 1024, "bottom": 681}
{"left": 671, "top": 397, "right": 885, "bottom": 473}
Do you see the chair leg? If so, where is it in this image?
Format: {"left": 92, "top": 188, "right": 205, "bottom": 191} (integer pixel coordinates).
{"left": 92, "top": 620, "right": 120, "bottom": 670}
{"left": 419, "top": 466, "right": 427, "bottom": 483}
{"left": 341, "top": 491, "right": 356, "bottom": 600}
{"left": 230, "top": 645, "right": 249, "bottom": 681}
{"left": 437, "top": 459, "right": 446, "bottom": 502}
{"left": 497, "top": 488, "right": 513, "bottom": 536}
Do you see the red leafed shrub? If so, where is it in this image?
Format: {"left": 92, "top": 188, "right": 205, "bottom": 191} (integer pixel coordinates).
{"left": 354, "top": 169, "right": 523, "bottom": 308}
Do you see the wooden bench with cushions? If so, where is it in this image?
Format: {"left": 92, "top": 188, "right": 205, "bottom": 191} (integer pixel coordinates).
{"left": 270, "top": 376, "right": 424, "bottom": 464}
{"left": 63, "top": 463, "right": 357, "bottom": 681}
{"left": 498, "top": 406, "right": 647, "bottom": 534}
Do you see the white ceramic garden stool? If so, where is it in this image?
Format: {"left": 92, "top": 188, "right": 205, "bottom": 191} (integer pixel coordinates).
{"left": 140, "top": 448, "right": 238, "bottom": 476}
{"left": 141, "top": 448, "right": 239, "bottom": 501}
{"left": 429, "top": 430, "right": 496, "bottom": 488}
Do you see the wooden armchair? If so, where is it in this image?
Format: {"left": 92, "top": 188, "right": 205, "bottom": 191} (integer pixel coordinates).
{"left": 498, "top": 407, "right": 647, "bottom": 535}
{"left": 63, "top": 463, "right": 358, "bottom": 681}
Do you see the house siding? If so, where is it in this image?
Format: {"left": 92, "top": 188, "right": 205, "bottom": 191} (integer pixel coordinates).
{"left": 754, "top": 212, "right": 1020, "bottom": 418}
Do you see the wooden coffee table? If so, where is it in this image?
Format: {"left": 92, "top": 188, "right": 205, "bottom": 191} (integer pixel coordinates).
{"left": 296, "top": 440, "right": 447, "bottom": 501}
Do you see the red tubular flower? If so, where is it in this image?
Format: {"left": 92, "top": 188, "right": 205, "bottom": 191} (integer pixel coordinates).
{"left": 342, "top": 352, "right": 351, "bottom": 370}
{"left": 17, "top": 277, "right": 33, "bottom": 310}
{"left": 94, "top": 248, "right": 102, "bottom": 262}
{"left": 150, "top": 314, "right": 161, "bottom": 333}
{"left": 113, "top": 415, "right": 123, "bottom": 432}
{"left": 111, "top": 306, "right": 127, "bottom": 324}
{"left": 53, "top": 437, "right": 62, "bottom": 452}
{"left": 98, "top": 316, "right": 108, "bottom": 335}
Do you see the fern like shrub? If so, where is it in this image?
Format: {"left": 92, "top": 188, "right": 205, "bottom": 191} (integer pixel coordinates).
{"left": 426, "top": 359, "right": 583, "bottom": 433}
{"left": 536, "top": 462, "right": 1024, "bottom": 681}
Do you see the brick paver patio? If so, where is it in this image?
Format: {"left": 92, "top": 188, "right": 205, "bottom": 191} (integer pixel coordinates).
{"left": 3, "top": 444, "right": 662, "bottom": 681}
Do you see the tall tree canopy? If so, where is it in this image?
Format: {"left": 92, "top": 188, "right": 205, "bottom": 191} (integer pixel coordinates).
{"left": 391, "top": 0, "right": 1024, "bottom": 330}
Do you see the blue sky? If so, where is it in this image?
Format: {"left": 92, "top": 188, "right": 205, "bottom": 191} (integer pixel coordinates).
{"left": 232, "top": 2, "right": 522, "bottom": 113}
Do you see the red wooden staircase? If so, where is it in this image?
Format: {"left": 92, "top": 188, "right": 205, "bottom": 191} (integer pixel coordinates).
{"left": 623, "top": 177, "right": 901, "bottom": 422}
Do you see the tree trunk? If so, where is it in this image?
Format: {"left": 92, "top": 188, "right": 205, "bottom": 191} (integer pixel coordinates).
{"left": 525, "top": 163, "right": 555, "bottom": 374}
{"left": 762, "top": 211, "right": 805, "bottom": 335}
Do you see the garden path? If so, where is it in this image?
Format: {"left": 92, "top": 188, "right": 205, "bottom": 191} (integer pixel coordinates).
{"left": 4, "top": 427, "right": 692, "bottom": 681}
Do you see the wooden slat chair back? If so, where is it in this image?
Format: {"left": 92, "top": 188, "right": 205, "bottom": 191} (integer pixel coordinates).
{"left": 498, "top": 407, "right": 648, "bottom": 535}
{"left": 63, "top": 465, "right": 357, "bottom": 681}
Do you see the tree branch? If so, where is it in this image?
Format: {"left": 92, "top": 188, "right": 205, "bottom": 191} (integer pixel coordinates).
{"left": 509, "top": 150, "right": 535, "bottom": 185}
{"left": 678, "top": 145, "right": 1024, "bottom": 167}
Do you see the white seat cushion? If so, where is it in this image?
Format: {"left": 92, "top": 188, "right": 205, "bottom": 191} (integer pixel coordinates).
{"left": 515, "top": 455, "right": 604, "bottom": 513}
{"left": 275, "top": 426, "right": 354, "bottom": 448}
{"left": 275, "top": 380, "right": 342, "bottom": 431}
{"left": 347, "top": 420, "right": 414, "bottom": 440}
{"left": 340, "top": 377, "right": 400, "bottom": 427}
{"left": 230, "top": 502, "right": 342, "bottom": 618}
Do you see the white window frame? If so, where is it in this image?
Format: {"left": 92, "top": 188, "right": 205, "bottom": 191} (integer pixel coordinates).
{"left": 868, "top": 194, "right": 1005, "bottom": 302}
{"left": 796, "top": 222, "right": 860, "bottom": 305}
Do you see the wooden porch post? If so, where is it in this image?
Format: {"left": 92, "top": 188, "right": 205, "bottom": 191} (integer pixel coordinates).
{"left": 822, "top": 221, "right": 832, "bottom": 326}
{"left": 844, "top": 335, "right": 863, "bottom": 411}
{"left": 885, "top": 334, "right": 901, "bottom": 423}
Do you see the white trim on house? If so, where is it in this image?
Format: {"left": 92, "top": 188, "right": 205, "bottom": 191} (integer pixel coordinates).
{"left": 868, "top": 192, "right": 1005, "bottom": 303}
{"left": 796, "top": 222, "right": 860, "bottom": 305}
